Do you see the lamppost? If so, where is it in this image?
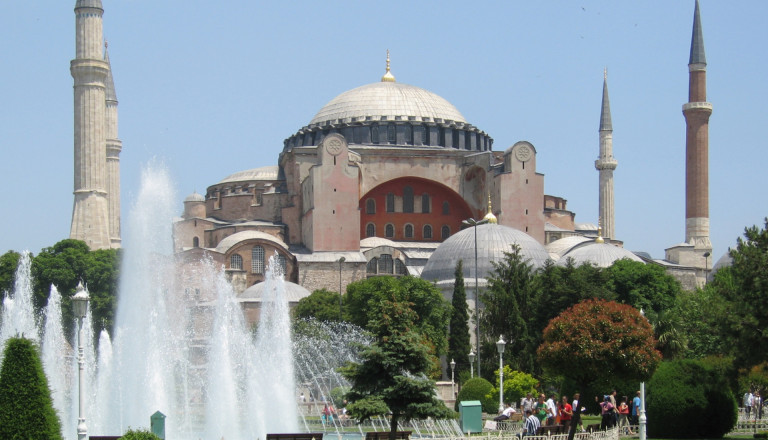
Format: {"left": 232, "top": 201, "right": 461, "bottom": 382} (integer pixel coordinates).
{"left": 72, "top": 282, "right": 90, "bottom": 440}
{"left": 468, "top": 350, "right": 476, "bottom": 378}
{"left": 338, "top": 256, "right": 345, "bottom": 321}
{"left": 450, "top": 359, "right": 456, "bottom": 397}
{"left": 639, "top": 309, "right": 648, "bottom": 440}
{"left": 496, "top": 335, "right": 506, "bottom": 412}
{"left": 462, "top": 217, "right": 488, "bottom": 379}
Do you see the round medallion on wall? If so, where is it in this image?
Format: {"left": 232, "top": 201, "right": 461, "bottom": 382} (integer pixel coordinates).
{"left": 325, "top": 138, "right": 344, "bottom": 156}
{"left": 515, "top": 144, "right": 532, "bottom": 162}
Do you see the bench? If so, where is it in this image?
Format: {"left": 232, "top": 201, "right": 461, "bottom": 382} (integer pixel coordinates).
{"left": 364, "top": 431, "right": 412, "bottom": 440}
{"left": 536, "top": 424, "right": 565, "bottom": 435}
{"left": 267, "top": 433, "right": 325, "bottom": 440}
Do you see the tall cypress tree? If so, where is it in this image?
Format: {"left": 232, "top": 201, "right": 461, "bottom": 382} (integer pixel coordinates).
{"left": 448, "top": 260, "right": 471, "bottom": 380}
{"left": 0, "top": 337, "right": 63, "bottom": 440}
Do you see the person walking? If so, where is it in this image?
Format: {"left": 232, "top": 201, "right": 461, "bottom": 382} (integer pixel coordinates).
{"left": 558, "top": 395, "right": 573, "bottom": 433}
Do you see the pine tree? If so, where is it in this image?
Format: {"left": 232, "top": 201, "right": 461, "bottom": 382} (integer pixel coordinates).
{"left": 448, "top": 260, "right": 471, "bottom": 380}
{"left": 0, "top": 337, "right": 63, "bottom": 440}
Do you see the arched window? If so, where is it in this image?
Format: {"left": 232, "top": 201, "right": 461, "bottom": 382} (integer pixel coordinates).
{"left": 385, "top": 223, "right": 395, "bottom": 238}
{"left": 422, "top": 125, "right": 429, "bottom": 145}
{"left": 371, "top": 124, "right": 379, "bottom": 144}
{"left": 441, "top": 225, "right": 450, "bottom": 240}
{"left": 252, "top": 246, "right": 265, "bottom": 274}
{"left": 276, "top": 254, "right": 287, "bottom": 275}
{"left": 366, "top": 198, "right": 376, "bottom": 214}
{"left": 403, "top": 186, "right": 414, "bottom": 213}
{"left": 442, "top": 201, "right": 450, "bottom": 215}
{"left": 366, "top": 223, "right": 375, "bottom": 238}
{"left": 421, "top": 193, "right": 430, "bottom": 213}
{"left": 404, "top": 124, "right": 413, "bottom": 144}
{"left": 386, "top": 193, "right": 395, "bottom": 212}
{"left": 367, "top": 258, "right": 378, "bottom": 274}
{"left": 387, "top": 123, "right": 396, "bottom": 143}
{"left": 423, "top": 224, "right": 433, "bottom": 239}
{"left": 379, "top": 254, "right": 393, "bottom": 274}
{"left": 230, "top": 254, "right": 243, "bottom": 270}
{"left": 395, "top": 259, "right": 407, "bottom": 275}
{"left": 404, "top": 224, "right": 414, "bottom": 238}
{"left": 192, "top": 237, "right": 199, "bottom": 248}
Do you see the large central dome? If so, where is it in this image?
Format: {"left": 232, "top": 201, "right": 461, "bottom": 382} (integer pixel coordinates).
{"left": 310, "top": 82, "right": 466, "bottom": 126}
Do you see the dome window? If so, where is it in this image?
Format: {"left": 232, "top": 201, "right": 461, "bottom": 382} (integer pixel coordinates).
{"left": 404, "top": 224, "right": 414, "bottom": 238}
{"left": 366, "top": 223, "right": 375, "bottom": 238}
{"left": 192, "top": 237, "right": 199, "bottom": 248}
{"left": 386, "top": 193, "right": 395, "bottom": 213}
{"left": 387, "top": 123, "right": 396, "bottom": 144}
{"left": 371, "top": 124, "right": 379, "bottom": 144}
{"left": 404, "top": 124, "right": 413, "bottom": 145}
{"left": 442, "top": 201, "right": 450, "bottom": 215}
{"left": 441, "top": 225, "right": 450, "bottom": 240}
{"left": 230, "top": 254, "right": 243, "bottom": 270}
{"left": 385, "top": 223, "right": 395, "bottom": 238}
{"left": 366, "top": 198, "right": 376, "bottom": 215}
{"left": 423, "top": 224, "right": 433, "bottom": 239}
{"left": 421, "top": 194, "right": 430, "bottom": 213}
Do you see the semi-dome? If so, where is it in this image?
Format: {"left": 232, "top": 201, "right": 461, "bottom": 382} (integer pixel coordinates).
{"left": 310, "top": 82, "right": 466, "bottom": 126}
{"left": 218, "top": 165, "right": 281, "bottom": 184}
{"left": 557, "top": 242, "right": 643, "bottom": 268}
{"left": 239, "top": 281, "right": 311, "bottom": 303}
{"left": 421, "top": 223, "right": 550, "bottom": 283}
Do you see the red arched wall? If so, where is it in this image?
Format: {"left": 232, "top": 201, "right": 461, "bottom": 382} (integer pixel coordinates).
{"left": 359, "top": 177, "right": 473, "bottom": 242}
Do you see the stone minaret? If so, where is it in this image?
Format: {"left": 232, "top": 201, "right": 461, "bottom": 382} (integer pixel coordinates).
{"left": 105, "top": 44, "right": 122, "bottom": 248}
{"left": 683, "top": 0, "right": 713, "bottom": 253}
{"left": 70, "top": 0, "right": 112, "bottom": 250}
{"left": 595, "top": 70, "right": 617, "bottom": 240}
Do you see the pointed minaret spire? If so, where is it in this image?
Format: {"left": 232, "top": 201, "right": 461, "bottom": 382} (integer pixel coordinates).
{"left": 595, "top": 69, "right": 617, "bottom": 240}
{"left": 683, "top": 0, "right": 713, "bottom": 255}
{"left": 689, "top": 0, "right": 707, "bottom": 66}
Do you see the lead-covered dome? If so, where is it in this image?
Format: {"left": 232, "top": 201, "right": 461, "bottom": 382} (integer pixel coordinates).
{"left": 310, "top": 82, "right": 466, "bottom": 126}
{"left": 421, "top": 223, "right": 550, "bottom": 284}
{"left": 557, "top": 242, "right": 643, "bottom": 268}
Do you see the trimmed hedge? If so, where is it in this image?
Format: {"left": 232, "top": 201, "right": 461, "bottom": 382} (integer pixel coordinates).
{"left": 456, "top": 377, "right": 496, "bottom": 413}
{"left": 647, "top": 359, "right": 737, "bottom": 438}
{"left": 121, "top": 428, "right": 161, "bottom": 440}
{"left": 0, "top": 337, "right": 63, "bottom": 440}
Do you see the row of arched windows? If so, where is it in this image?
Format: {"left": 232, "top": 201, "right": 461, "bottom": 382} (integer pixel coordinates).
{"left": 366, "top": 188, "right": 451, "bottom": 215}
{"left": 229, "top": 245, "right": 286, "bottom": 274}
{"left": 366, "top": 254, "right": 408, "bottom": 276}
{"left": 366, "top": 223, "right": 450, "bottom": 240}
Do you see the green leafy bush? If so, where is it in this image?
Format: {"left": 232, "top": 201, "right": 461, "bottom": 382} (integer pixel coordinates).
{"left": 121, "top": 427, "right": 161, "bottom": 439}
{"left": 0, "top": 337, "right": 63, "bottom": 440}
{"left": 456, "top": 377, "right": 496, "bottom": 413}
{"left": 647, "top": 359, "right": 737, "bottom": 438}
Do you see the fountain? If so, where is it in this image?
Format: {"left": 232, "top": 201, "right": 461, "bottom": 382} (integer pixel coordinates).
{"left": 0, "top": 162, "right": 462, "bottom": 440}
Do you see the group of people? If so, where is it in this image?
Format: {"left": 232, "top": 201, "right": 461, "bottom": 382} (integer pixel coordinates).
{"left": 743, "top": 389, "right": 764, "bottom": 419}
{"left": 495, "top": 389, "right": 643, "bottom": 436}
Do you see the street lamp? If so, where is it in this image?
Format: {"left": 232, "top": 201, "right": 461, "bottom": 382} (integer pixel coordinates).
{"left": 450, "top": 359, "right": 456, "bottom": 397}
{"left": 468, "top": 350, "right": 476, "bottom": 378}
{"left": 72, "top": 282, "right": 90, "bottom": 440}
{"left": 639, "top": 308, "right": 647, "bottom": 440}
{"left": 496, "top": 335, "right": 506, "bottom": 412}
{"left": 338, "top": 256, "right": 346, "bottom": 321}
{"left": 462, "top": 217, "right": 489, "bottom": 379}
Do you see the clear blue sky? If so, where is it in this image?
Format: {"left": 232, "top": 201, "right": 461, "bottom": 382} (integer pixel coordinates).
{"left": 1, "top": 1, "right": 766, "bottom": 263}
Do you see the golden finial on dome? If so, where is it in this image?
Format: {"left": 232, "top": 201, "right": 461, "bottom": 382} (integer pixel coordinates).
{"left": 381, "top": 49, "right": 396, "bottom": 83}
{"left": 595, "top": 217, "right": 605, "bottom": 244}
{"left": 483, "top": 193, "right": 497, "bottom": 224}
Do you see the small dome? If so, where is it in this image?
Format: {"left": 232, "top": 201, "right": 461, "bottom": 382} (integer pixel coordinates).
{"left": 545, "top": 235, "right": 593, "bottom": 260}
{"left": 421, "top": 223, "right": 549, "bottom": 283}
{"left": 184, "top": 192, "right": 205, "bottom": 203}
{"left": 239, "top": 281, "right": 311, "bottom": 303}
{"left": 557, "top": 243, "right": 643, "bottom": 268}
{"left": 218, "top": 166, "right": 281, "bottom": 184}
{"left": 310, "top": 82, "right": 466, "bottom": 126}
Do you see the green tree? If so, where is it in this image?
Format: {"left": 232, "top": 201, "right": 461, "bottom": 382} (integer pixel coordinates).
{"left": 341, "top": 298, "right": 453, "bottom": 440}
{"left": 670, "top": 285, "right": 732, "bottom": 359}
{"left": 490, "top": 366, "right": 538, "bottom": 407}
{"left": 120, "top": 428, "right": 161, "bottom": 440}
{"left": 0, "top": 337, "right": 63, "bottom": 440}
{"left": 647, "top": 359, "right": 737, "bottom": 438}
{"left": 448, "top": 260, "right": 471, "bottom": 380}
{"left": 294, "top": 288, "right": 344, "bottom": 322}
{"left": 455, "top": 377, "right": 496, "bottom": 413}
{"left": 480, "top": 245, "right": 539, "bottom": 376}
{"left": 0, "top": 250, "right": 21, "bottom": 299}
{"left": 717, "top": 218, "right": 768, "bottom": 368}
{"left": 344, "top": 276, "right": 450, "bottom": 363}
{"left": 606, "top": 259, "right": 681, "bottom": 322}
{"left": 538, "top": 299, "right": 661, "bottom": 440}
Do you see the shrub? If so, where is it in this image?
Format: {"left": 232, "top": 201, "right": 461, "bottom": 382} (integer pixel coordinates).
{"left": 121, "top": 428, "right": 161, "bottom": 440}
{"left": 647, "top": 359, "right": 737, "bottom": 438}
{"left": 456, "top": 377, "right": 496, "bottom": 413}
{"left": 0, "top": 337, "right": 63, "bottom": 440}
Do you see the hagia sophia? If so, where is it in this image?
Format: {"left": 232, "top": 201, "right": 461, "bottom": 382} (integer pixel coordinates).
{"left": 69, "top": 0, "right": 714, "bottom": 323}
